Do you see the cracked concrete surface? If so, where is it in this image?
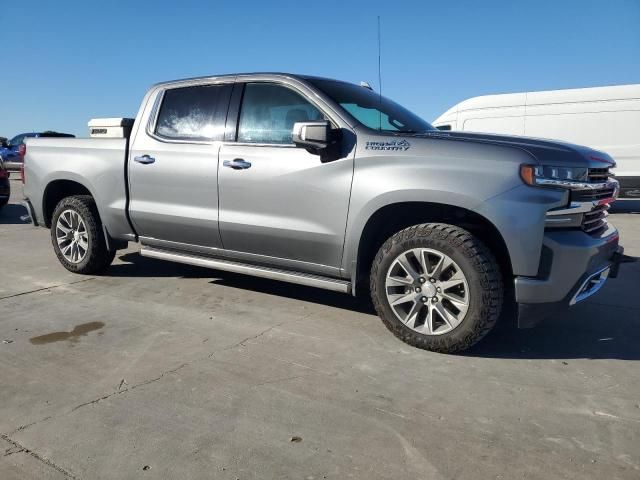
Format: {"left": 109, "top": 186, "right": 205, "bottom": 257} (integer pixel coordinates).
{"left": 0, "top": 278, "right": 96, "bottom": 301}
{"left": 1, "top": 435, "right": 76, "bottom": 480}
{"left": 1, "top": 180, "right": 639, "bottom": 479}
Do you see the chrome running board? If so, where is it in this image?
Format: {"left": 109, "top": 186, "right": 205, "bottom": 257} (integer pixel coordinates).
{"left": 140, "top": 247, "right": 352, "bottom": 294}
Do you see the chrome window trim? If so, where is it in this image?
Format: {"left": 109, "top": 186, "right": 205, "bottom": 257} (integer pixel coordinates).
{"left": 234, "top": 74, "right": 354, "bottom": 129}
{"left": 221, "top": 142, "right": 298, "bottom": 148}
{"left": 233, "top": 81, "right": 341, "bottom": 146}
{"left": 145, "top": 76, "right": 347, "bottom": 147}
{"left": 145, "top": 79, "right": 235, "bottom": 146}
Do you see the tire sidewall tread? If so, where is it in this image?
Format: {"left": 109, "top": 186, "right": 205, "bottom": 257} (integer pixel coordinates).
{"left": 50, "top": 195, "right": 115, "bottom": 274}
{"left": 370, "top": 223, "right": 503, "bottom": 353}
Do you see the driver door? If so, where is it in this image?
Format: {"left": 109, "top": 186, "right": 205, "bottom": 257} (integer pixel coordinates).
{"left": 218, "top": 82, "right": 354, "bottom": 275}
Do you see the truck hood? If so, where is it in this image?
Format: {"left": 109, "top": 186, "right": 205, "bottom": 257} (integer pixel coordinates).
{"left": 412, "top": 130, "right": 616, "bottom": 169}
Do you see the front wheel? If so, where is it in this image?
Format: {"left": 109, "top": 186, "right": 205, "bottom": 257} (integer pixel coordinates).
{"left": 370, "top": 223, "right": 503, "bottom": 353}
{"left": 51, "top": 195, "right": 115, "bottom": 274}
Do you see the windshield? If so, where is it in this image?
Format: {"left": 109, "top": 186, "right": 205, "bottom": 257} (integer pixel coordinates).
{"left": 307, "top": 79, "right": 435, "bottom": 134}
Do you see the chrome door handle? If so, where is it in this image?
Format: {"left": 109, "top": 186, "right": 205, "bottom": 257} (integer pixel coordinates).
{"left": 134, "top": 155, "right": 155, "bottom": 164}
{"left": 223, "top": 158, "right": 252, "bottom": 170}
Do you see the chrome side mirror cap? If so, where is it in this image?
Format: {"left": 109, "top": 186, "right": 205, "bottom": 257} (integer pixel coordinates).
{"left": 292, "top": 121, "right": 330, "bottom": 150}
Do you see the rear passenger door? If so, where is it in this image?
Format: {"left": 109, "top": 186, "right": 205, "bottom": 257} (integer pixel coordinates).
{"left": 129, "top": 81, "right": 232, "bottom": 248}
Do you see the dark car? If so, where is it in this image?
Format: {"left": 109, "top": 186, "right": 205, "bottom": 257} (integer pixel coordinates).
{"left": 1, "top": 132, "right": 75, "bottom": 170}
{"left": 0, "top": 157, "right": 10, "bottom": 210}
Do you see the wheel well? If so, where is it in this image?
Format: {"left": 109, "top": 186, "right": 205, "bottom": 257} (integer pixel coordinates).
{"left": 43, "top": 180, "right": 92, "bottom": 227}
{"left": 354, "top": 202, "right": 513, "bottom": 296}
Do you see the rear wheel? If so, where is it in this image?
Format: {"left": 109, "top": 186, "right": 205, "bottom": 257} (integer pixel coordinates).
{"left": 51, "top": 195, "right": 115, "bottom": 274}
{"left": 370, "top": 223, "right": 503, "bottom": 353}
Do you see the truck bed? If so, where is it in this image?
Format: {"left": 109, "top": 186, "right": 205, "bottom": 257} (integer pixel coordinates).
{"left": 23, "top": 137, "right": 135, "bottom": 240}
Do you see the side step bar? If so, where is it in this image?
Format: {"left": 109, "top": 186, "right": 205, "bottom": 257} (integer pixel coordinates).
{"left": 140, "top": 247, "right": 352, "bottom": 294}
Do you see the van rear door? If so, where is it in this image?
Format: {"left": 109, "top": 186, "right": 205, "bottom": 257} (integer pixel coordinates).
{"left": 524, "top": 88, "right": 640, "bottom": 188}
{"left": 458, "top": 93, "right": 526, "bottom": 135}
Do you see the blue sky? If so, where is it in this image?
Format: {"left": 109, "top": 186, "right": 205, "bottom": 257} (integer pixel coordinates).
{"left": 1, "top": 0, "right": 639, "bottom": 137}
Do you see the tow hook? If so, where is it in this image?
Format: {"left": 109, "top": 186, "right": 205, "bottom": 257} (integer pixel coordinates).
{"left": 609, "top": 248, "right": 636, "bottom": 279}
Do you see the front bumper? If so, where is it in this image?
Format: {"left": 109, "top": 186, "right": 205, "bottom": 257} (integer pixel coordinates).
{"left": 515, "top": 225, "right": 622, "bottom": 328}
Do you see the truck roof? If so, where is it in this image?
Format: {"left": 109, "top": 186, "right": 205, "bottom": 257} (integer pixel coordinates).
{"left": 151, "top": 72, "right": 350, "bottom": 89}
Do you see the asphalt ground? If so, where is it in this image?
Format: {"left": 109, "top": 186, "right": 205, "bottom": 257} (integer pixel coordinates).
{"left": 1, "top": 177, "right": 639, "bottom": 479}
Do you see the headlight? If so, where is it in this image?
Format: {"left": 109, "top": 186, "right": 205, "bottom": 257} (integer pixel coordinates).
{"left": 520, "top": 164, "right": 592, "bottom": 189}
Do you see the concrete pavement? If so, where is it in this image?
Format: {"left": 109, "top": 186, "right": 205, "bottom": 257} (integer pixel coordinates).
{"left": 1, "top": 178, "right": 639, "bottom": 479}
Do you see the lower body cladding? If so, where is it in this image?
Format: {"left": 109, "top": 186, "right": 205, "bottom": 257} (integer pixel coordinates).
{"left": 515, "top": 224, "right": 624, "bottom": 328}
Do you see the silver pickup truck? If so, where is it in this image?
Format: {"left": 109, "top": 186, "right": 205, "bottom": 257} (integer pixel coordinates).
{"left": 22, "top": 73, "right": 624, "bottom": 353}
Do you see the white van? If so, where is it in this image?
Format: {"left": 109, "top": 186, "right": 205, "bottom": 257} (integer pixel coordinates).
{"left": 432, "top": 84, "right": 640, "bottom": 197}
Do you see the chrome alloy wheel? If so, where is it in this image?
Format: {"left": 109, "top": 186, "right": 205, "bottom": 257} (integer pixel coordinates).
{"left": 385, "top": 248, "right": 470, "bottom": 335}
{"left": 55, "top": 209, "right": 89, "bottom": 264}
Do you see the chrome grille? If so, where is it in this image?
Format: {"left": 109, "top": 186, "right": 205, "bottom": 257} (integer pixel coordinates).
{"left": 546, "top": 168, "right": 616, "bottom": 235}
{"left": 588, "top": 167, "right": 612, "bottom": 182}
{"left": 571, "top": 185, "right": 617, "bottom": 202}
{"left": 581, "top": 204, "right": 609, "bottom": 234}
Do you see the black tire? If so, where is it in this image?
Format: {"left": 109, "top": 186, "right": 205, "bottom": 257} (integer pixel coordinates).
{"left": 51, "top": 195, "right": 115, "bottom": 274}
{"left": 370, "top": 223, "right": 503, "bottom": 353}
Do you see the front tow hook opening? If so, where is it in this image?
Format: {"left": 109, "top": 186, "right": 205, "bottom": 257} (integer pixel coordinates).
{"left": 570, "top": 267, "right": 610, "bottom": 306}
{"left": 609, "top": 247, "right": 633, "bottom": 279}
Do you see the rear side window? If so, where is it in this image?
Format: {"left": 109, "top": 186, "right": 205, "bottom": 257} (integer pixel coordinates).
{"left": 155, "top": 84, "right": 231, "bottom": 141}
{"left": 237, "top": 83, "right": 325, "bottom": 144}
{"left": 436, "top": 125, "right": 452, "bottom": 131}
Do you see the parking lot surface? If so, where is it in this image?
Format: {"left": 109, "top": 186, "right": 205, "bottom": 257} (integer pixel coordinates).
{"left": 1, "top": 177, "right": 639, "bottom": 479}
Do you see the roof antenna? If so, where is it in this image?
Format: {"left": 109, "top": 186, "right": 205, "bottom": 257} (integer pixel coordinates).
{"left": 377, "top": 15, "right": 383, "bottom": 131}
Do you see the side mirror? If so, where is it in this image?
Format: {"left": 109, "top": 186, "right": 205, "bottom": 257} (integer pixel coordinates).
{"left": 292, "top": 121, "right": 330, "bottom": 150}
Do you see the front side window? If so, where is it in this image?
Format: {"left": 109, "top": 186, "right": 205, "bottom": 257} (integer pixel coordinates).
{"left": 307, "top": 78, "right": 435, "bottom": 134}
{"left": 237, "top": 83, "right": 325, "bottom": 144}
{"left": 155, "top": 84, "right": 229, "bottom": 141}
